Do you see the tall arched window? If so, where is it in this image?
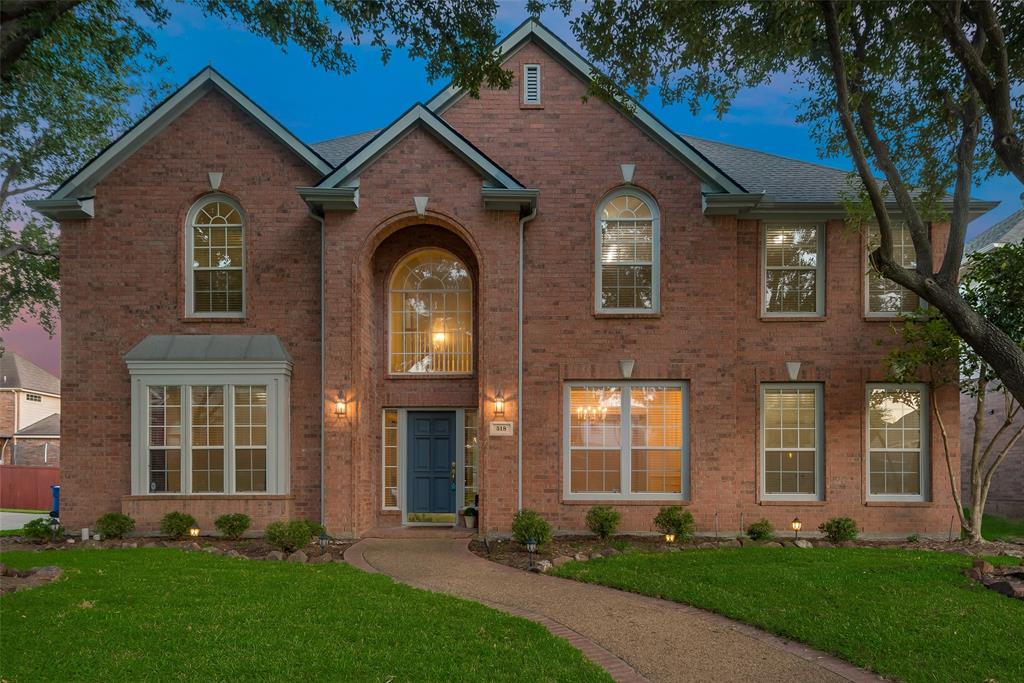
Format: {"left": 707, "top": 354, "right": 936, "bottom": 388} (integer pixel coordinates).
{"left": 186, "top": 196, "right": 244, "bottom": 317}
{"left": 596, "top": 189, "right": 660, "bottom": 313}
{"left": 389, "top": 248, "right": 473, "bottom": 374}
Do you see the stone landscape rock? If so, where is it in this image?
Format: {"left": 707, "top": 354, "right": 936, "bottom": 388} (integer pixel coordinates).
{"left": 287, "top": 550, "right": 308, "bottom": 563}
{"left": 184, "top": 542, "right": 201, "bottom": 552}
{"left": 973, "top": 559, "right": 994, "bottom": 574}
{"left": 697, "top": 542, "right": 716, "bottom": 549}
{"left": 985, "top": 579, "right": 1024, "bottom": 599}
{"left": 573, "top": 552, "right": 588, "bottom": 561}
{"left": 816, "top": 541, "right": 833, "bottom": 548}
{"left": 793, "top": 540, "right": 813, "bottom": 549}
{"left": 143, "top": 542, "right": 161, "bottom": 548}
{"left": 266, "top": 551, "right": 285, "bottom": 561}
{"left": 720, "top": 539, "right": 742, "bottom": 548}
{"left": 536, "top": 560, "right": 553, "bottom": 573}
{"left": 309, "top": 554, "right": 332, "bottom": 564}
{"left": 224, "top": 549, "right": 242, "bottom": 558}
{"left": 202, "top": 546, "right": 223, "bottom": 555}
{"left": 764, "top": 542, "right": 785, "bottom": 548}
{"left": 551, "top": 556, "right": 572, "bottom": 567}
{"left": 600, "top": 547, "right": 621, "bottom": 556}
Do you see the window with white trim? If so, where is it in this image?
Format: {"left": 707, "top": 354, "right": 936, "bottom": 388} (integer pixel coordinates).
{"left": 763, "top": 223, "right": 824, "bottom": 316}
{"left": 522, "top": 64, "right": 541, "bottom": 104}
{"left": 25, "top": 393, "right": 42, "bottom": 402}
{"left": 130, "top": 367, "right": 290, "bottom": 496}
{"left": 866, "top": 223, "right": 920, "bottom": 315}
{"left": 761, "top": 384, "right": 823, "bottom": 500}
{"left": 186, "top": 196, "right": 244, "bottom": 317}
{"left": 596, "top": 189, "right": 660, "bottom": 313}
{"left": 464, "top": 409, "right": 479, "bottom": 507}
{"left": 867, "top": 384, "right": 929, "bottom": 500}
{"left": 564, "top": 382, "right": 687, "bottom": 500}
{"left": 382, "top": 409, "right": 399, "bottom": 509}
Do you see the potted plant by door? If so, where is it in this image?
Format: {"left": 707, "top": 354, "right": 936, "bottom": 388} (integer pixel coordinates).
{"left": 463, "top": 506, "right": 478, "bottom": 529}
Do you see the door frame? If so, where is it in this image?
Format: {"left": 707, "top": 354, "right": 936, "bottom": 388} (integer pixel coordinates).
{"left": 398, "top": 408, "right": 465, "bottom": 527}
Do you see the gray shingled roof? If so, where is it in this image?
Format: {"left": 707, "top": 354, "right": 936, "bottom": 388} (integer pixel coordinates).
{"left": 124, "top": 335, "right": 292, "bottom": 363}
{"left": 312, "top": 130, "right": 380, "bottom": 166}
{"left": 15, "top": 413, "right": 60, "bottom": 437}
{"left": 965, "top": 207, "right": 1024, "bottom": 254}
{"left": 0, "top": 352, "right": 60, "bottom": 394}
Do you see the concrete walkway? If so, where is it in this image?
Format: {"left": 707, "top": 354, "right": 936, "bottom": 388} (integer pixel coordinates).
{"left": 345, "top": 538, "right": 882, "bottom": 683}
{"left": 0, "top": 510, "right": 47, "bottom": 531}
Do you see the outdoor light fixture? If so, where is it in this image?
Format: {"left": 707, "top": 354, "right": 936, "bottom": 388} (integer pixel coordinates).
{"left": 48, "top": 517, "right": 60, "bottom": 542}
{"left": 335, "top": 396, "right": 347, "bottom": 417}
{"left": 493, "top": 391, "right": 505, "bottom": 417}
{"left": 189, "top": 524, "right": 201, "bottom": 538}
{"left": 319, "top": 531, "right": 329, "bottom": 551}
{"left": 791, "top": 517, "right": 802, "bottom": 540}
{"left": 526, "top": 537, "right": 537, "bottom": 570}
{"left": 664, "top": 532, "right": 676, "bottom": 544}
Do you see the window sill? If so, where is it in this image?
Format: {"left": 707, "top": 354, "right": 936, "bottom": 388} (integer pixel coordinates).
{"left": 124, "top": 493, "right": 291, "bottom": 500}
{"left": 593, "top": 312, "right": 662, "bottom": 320}
{"left": 758, "top": 499, "right": 826, "bottom": 506}
{"left": 760, "top": 315, "right": 827, "bottom": 323}
{"left": 386, "top": 373, "right": 475, "bottom": 380}
{"left": 520, "top": 104, "right": 544, "bottom": 110}
{"left": 561, "top": 497, "right": 688, "bottom": 506}
{"left": 181, "top": 316, "right": 246, "bottom": 324}
{"left": 863, "top": 499, "right": 932, "bottom": 507}
{"left": 863, "top": 315, "right": 908, "bottom": 323}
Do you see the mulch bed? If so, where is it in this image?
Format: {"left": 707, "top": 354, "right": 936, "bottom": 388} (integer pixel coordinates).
{"left": 471, "top": 534, "right": 1024, "bottom": 572}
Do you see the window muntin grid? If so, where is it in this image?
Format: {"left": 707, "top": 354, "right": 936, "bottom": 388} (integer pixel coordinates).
{"left": 148, "top": 385, "right": 182, "bottom": 493}
{"left": 234, "top": 385, "right": 267, "bottom": 493}
{"left": 190, "top": 385, "right": 225, "bottom": 493}
{"left": 382, "top": 409, "right": 399, "bottom": 509}
{"left": 597, "top": 190, "right": 659, "bottom": 312}
{"left": 570, "top": 386, "right": 623, "bottom": 493}
{"left": 868, "top": 386, "right": 927, "bottom": 498}
{"left": 630, "top": 387, "right": 684, "bottom": 493}
{"left": 189, "top": 199, "right": 244, "bottom": 315}
{"left": 761, "top": 385, "right": 821, "bottom": 498}
{"left": 764, "top": 224, "right": 823, "bottom": 315}
{"left": 866, "top": 223, "right": 920, "bottom": 315}
{"left": 389, "top": 249, "right": 473, "bottom": 374}
{"left": 464, "top": 409, "right": 479, "bottom": 508}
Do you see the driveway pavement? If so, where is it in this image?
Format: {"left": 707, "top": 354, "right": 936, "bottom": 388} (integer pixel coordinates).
{"left": 345, "top": 537, "right": 882, "bottom": 683}
{"left": 0, "top": 510, "right": 48, "bottom": 531}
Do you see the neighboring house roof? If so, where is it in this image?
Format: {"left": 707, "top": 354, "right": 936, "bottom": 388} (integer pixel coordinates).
{"left": 965, "top": 207, "right": 1024, "bottom": 255}
{"left": 28, "top": 67, "right": 333, "bottom": 221}
{"left": 0, "top": 352, "right": 60, "bottom": 395}
{"left": 124, "top": 335, "right": 292, "bottom": 363}
{"left": 15, "top": 413, "right": 60, "bottom": 437}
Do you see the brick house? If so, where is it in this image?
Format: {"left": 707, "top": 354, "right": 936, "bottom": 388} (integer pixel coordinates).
{"left": 0, "top": 351, "right": 61, "bottom": 466}
{"left": 30, "top": 20, "right": 999, "bottom": 537}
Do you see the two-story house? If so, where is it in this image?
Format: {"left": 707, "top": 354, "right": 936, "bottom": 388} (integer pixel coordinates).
{"left": 0, "top": 351, "right": 61, "bottom": 466}
{"left": 30, "top": 20, "right": 997, "bottom": 537}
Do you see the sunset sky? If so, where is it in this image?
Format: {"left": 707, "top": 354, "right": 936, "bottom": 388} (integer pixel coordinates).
{"left": 5, "top": 2, "right": 1021, "bottom": 377}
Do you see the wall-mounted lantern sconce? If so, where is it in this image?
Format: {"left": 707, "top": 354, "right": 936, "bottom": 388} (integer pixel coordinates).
{"left": 493, "top": 390, "right": 506, "bottom": 417}
{"left": 335, "top": 394, "right": 347, "bottom": 417}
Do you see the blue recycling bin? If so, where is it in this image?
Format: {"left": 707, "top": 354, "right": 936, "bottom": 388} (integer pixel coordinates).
{"left": 50, "top": 484, "right": 61, "bottom": 518}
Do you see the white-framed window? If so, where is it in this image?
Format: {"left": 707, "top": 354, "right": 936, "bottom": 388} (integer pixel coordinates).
{"left": 867, "top": 384, "right": 929, "bottom": 501}
{"left": 760, "top": 383, "right": 824, "bottom": 501}
{"left": 596, "top": 188, "right": 660, "bottom": 313}
{"left": 382, "top": 409, "right": 399, "bottom": 509}
{"left": 464, "top": 409, "right": 479, "bottom": 508}
{"left": 763, "top": 223, "right": 824, "bottom": 316}
{"left": 129, "top": 365, "right": 290, "bottom": 496}
{"left": 25, "top": 393, "right": 42, "bottom": 402}
{"left": 866, "top": 223, "right": 920, "bottom": 316}
{"left": 186, "top": 195, "right": 245, "bottom": 317}
{"left": 563, "top": 382, "right": 688, "bottom": 501}
{"left": 389, "top": 248, "right": 473, "bottom": 375}
{"left": 522, "top": 64, "right": 541, "bottom": 104}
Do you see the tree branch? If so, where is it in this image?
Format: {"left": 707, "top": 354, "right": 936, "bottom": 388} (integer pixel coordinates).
{"left": 0, "top": 242, "right": 58, "bottom": 260}
{"left": 0, "top": 0, "right": 85, "bottom": 80}
{"left": 932, "top": 394, "right": 968, "bottom": 533}
{"left": 938, "top": 88, "right": 981, "bottom": 284}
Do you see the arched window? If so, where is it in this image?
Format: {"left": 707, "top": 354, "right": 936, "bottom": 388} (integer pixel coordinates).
{"left": 596, "top": 189, "right": 660, "bottom": 313}
{"left": 389, "top": 248, "right": 473, "bottom": 374}
{"left": 186, "top": 196, "right": 244, "bottom": 316}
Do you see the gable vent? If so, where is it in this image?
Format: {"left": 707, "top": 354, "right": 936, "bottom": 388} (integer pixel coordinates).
{"left": 523, "top": 64, "right": 541, "bottom": 105}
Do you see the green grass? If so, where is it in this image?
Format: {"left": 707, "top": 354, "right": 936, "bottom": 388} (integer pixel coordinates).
{"left": 965, "top": 507, "right": 1024, "bottom": 541}
{"left": 0, "top": 550, "right": 609, "bottom": 682}
{"left": 0, "top": 508, "right": 48, "bottom": 514}
{"left": 552, "top": 547, "right": 1023, "bottom": 683}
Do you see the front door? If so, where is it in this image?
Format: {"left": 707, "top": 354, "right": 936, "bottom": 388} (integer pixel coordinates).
{"left": 406, "top": 411, "right": 456, "bottom": 523}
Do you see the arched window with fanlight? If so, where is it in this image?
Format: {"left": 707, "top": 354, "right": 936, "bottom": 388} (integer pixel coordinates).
{"left": 185, "top": 196, "right": 245, "bottom": 317}
{"left": 596, "top": 189, "right": 660, "bottom": 313}
{"left": 389, "top": 248, "right": 473, "bottom": 374}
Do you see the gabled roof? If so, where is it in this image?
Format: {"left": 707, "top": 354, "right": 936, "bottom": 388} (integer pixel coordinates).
{"left": 28, "top": 67, "right": 333, "bottom": 220}
{"left": 0, "top": 352, "right": 60, "bottom": 395}
{"left": 426, "top": 18, "right": 745, "bottom": 196}
{"left": 965, "top": 207, "right": 1024, "bottom": 255}
{"left": 15, "top": 413, "right": 60, "bottom": 438}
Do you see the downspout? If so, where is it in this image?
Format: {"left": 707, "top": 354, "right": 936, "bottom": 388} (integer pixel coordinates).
{"left": 309, "top": 208, "right": 327, "bottom": 527}
{"left": 517, "top": 203, "right": 538, "bottom": 511}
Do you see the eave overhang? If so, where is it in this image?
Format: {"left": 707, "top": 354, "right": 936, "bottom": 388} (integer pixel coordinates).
{"left": 704, "top": 193, "right": 1001, "bottom": 222}
{"left": 298, "top": 187, "right": 359, "bottom": 214}
{"left": 24, "top": 197, "right": 95, "bottom": 221}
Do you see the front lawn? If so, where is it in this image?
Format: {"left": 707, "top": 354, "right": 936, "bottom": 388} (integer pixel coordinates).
{"left": 965, "top": 507, "right": 1024, "bottom": 542}
{"left": 552, "top": 547, "right": 1022, "bottom": 683}
{"left": 0, "top": 549, "right": 609, "bottom": 682}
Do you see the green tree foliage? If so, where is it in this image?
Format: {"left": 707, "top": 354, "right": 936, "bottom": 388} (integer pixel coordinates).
{"left": 885, "top": 242, "right": 1024, "bottom": 541}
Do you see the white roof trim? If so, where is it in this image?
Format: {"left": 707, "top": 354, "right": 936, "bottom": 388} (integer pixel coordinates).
{"left": 49, "top": 67, "right": 332, "bottom": 202}
{"left": 316, "top": 104, "right": 525, "bottom": 190}
{"left": 426, "top": 19, "right": 745, "bottom": 195}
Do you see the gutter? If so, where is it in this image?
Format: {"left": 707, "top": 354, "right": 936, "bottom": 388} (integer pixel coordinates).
{"left": 517, "top": 203, "right": 538, "bottom": 511}
{"left": 308, "top": 207, "right": 327, "bottom": 528}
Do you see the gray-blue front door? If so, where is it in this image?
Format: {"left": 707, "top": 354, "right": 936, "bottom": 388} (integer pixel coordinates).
{"left": 407, "top": 411, "right": 456, "bottom": 515}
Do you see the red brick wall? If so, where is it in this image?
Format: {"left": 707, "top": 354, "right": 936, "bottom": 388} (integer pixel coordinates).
{"left": 961, "top": 391, "right": 1024, "bottom": 519}
{"left": 9, "top": 438, "right": 60, "bottom": 467}
{"left": 59, "top": 90, "right": 323, "bottom": 531}
{"left": 0, "top": 392, "right": 14, "bottom": 440}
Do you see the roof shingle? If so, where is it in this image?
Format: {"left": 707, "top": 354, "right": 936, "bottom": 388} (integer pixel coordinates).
{"left": 0, "top": 352, "right": 60, "bottom": 395}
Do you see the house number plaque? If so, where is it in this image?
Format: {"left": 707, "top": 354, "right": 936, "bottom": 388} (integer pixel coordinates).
{"left": 489, "top": 421, "right": 513, "bottom": 436}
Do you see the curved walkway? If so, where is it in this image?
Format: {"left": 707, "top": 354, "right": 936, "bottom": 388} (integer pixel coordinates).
{"left": 345, "top": 538, "right": 882, "bottom": 683}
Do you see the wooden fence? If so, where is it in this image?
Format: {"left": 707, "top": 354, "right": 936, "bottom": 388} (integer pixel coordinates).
{"left": 0, "top": 465, "right": 60, "bottom": 511}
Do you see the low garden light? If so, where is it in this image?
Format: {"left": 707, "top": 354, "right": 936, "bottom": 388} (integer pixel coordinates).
{"left": 48, "top": 516, "right": 60, "bottom": 542}
{"left": 791, "top": 517, "right": 802, "bottom": 540}
{"left": 526, "top": 537, "right": 537, "bottom": 570}
{"left": 189, "top": 524, "right": 201, "bottom": 538}
{"left": 319, "top": 531, "right": 329, "bottom": 551}
{"left": 664, "top": 532, "right": 676, "bottom": 544}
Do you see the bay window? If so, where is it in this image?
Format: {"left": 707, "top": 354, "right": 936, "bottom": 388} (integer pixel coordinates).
{"left": 564, "top": 382, "right": 688, "bottom": 500}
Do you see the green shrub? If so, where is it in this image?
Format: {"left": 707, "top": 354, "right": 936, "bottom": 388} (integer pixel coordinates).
{"left": 160, "top": 511, "right": 196, "bottom": 540}
{"left": 95, "top": 513, "right": 135, "bottom": 539}
{"left": 511, "top": 509, "right": 552, "bottom": 549}
{"left": 585, "top": 506, "right": 621, "bottom": 540}
{"left": 214, "top": 513, "right": 251, "bottom": 540}
{"left": 746, "top": 518, "right": 774, "bottom": 541}
{"left": 653, "top": 506, "right": 695, "bottom": 540}
{"left": 819, "top": 517, "right": 859, "bottom": 543}
{"left": 21, "top": 517, "right": 60, "bottom": 543}
{"left": 463, "top": 506, "right": 477, "bottom": 517}
{"left": 906, "top": 533, "right": 920, "bottom": 543}
{"left": 265, "top": 519, "right": 323, "bottom": 553}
